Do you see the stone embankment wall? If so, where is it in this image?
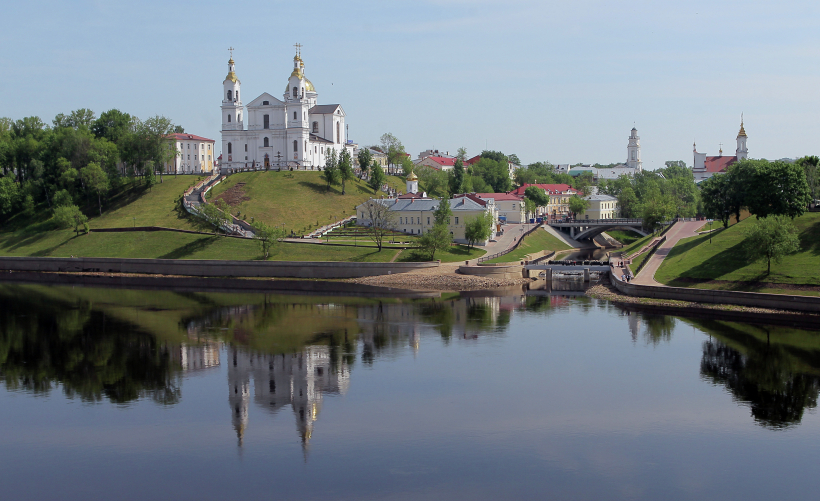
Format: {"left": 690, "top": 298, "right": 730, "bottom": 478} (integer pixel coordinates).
{"left": 611, "top": 275, "right": 820, "bottom": 314}
{"left": 457, "top": 264, "right": 524, "bottom": 280}
{"left": 0, "top": 256, "right": 438, "bottom": 279}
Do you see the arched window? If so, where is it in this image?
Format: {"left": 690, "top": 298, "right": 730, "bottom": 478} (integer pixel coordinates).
{"left": 264, "top": 137, "right": 269, "bottom": 147}
{"left": 227, "top": 90, "right": 232, "bottom": 101}
{"left": 304, "top": 141, "right": 307, "bottom": 152}
{"left": 244, "top": 144, "right": 247, "bottom": 152}
{"left": 227, "top": 143, "right": 232, "bottom": 154}
{"left": 227, "top": 114, "right": 231, "bottom": 123}
{"left": 263, "top": 114, "right": 269, "bottom": 129}
{"left": 293, "top": 111, "right": 297, "bottom": 120}
{"left": 236, "top": 91, "right": 239, "bottom": 101}
{"left": 312, "top": 121, "right": 318, "bottom": 133}
{"left": 293, "top": 140, "right": 298, "bottom": 152}
{"left": 336, "top": 122, "right": 340, "bottom": 144}
{"left": 301, "top": 87, "right": 304, "bottom": 98}
{"left": 293, "top": 87, "right": 298, "bottom": 98}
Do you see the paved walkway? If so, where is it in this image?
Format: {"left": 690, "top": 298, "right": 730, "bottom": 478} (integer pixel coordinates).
{"left": 631, "top": 220, "right": 703, "bottom": 286}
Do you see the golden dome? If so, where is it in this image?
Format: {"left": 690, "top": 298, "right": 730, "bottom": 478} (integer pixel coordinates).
{"left": 285, "top": 76, "right": 315, "bottom": 93}
{"left": 225, "top": 71, "right": 239, "bottom": 84}
{"left": 407, "top": 172, "right": 418, "bottom": 181}
{"left": 737, "top": 121, "right": 747, "bottom": 138}
{"left": 228, "top": 57, "right": 234, "bottom": 65}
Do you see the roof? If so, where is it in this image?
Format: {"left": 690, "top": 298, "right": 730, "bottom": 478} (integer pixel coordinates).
{"left": 309, "top": 104, "right": 341, "bottom": 115}
{"left": 510, "top": 183, "right": 577, "bottom": 196}
{"left": 462, "top": 192, "right": 523, "bottom": 202}
{"left": 423, "top": 156, "right": 457, "bottom": 167}
{"left": 309, "top": 133, "right": 333, "bottom": 144}
{"left": 584, "top": 194, "right": 618, "bottom": 201}
{"left": 464, "top": 155, "right": 482, "bottom": 165}
{"left": 167, "top": 133, "right": 215, "bottom": 142}
{"left": 704, "top": 155, "right": 737, "bottom": 173}
{"left": 397, "top": 192, "right": 428, "bottom": 199}
{"left": 370, "top": 197, "right": 487, "bottom": 212}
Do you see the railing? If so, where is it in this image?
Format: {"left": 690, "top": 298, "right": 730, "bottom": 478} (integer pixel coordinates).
{"left": 633, "top": 235, "right": 666, "bottom": 276}
{"left": 548, "top": 218, "right": 644, "bottom": 225}
{"left": 477, "top": 223, "right": 544, "bottom": 264}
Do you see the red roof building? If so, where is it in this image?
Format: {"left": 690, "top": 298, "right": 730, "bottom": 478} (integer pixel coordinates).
{"left": 415, "top": 155, "right": 457, "bottom": 171}
{"left": 166, "top": 133, "right": 216, "bottom": 175}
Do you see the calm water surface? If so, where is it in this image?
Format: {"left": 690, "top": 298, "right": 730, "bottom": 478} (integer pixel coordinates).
{"left": 1, "top": 282, "right": 819, "bottom": 500}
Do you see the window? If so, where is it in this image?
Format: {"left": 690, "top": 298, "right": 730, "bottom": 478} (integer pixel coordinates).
{"left": 227, "top": 143, "right": 232, "bottom": 154}
{"left": 236, "top": 91, "right": 239, "bottom": 101}
{"left": 312, "top": 121, "right": 318, "bottom": 133}
{"left": 187, "top": 144, "right": 190, "bottom": 149}
{"left": 244, "top": 144, "right": 247, "bottom": 152}
{"left": 227, "top": 114, "right": 231, "bottom": 123}
{"left": 293, "top": 87, "right": 298, "bottom": 98}
{"left": 263, "top": 100, "right": 269, "bottom": 105}
{"left": 293, "top": 140, "right": 298, "bottom": 152}
{"left": 304, "top": 142, "right": 307, "bottom": 152}
{"left": 293, "top": 111, "right": 297, "bottom": 120}
{"left": 264, "top": 137, "right": 269, "bottom": 147}
{"left": 427, "top": 217, "right": 430, "bottom": 224}
{"left": 227, "top": 90, "right": 232, "bottom": 101}
{"left": 208, "top": 144, "right": 211, "bottom": 150}
{"left": 336, "top": 122, "right": 340, "bottom": 143}
{"left": 417, "top": 217, "right": 420, "bottom": 224}
{"left": 455, "top": 217, "right": 459, "bottom": 224}
{"left": 263, "top": 114, "right": 269, "bottom": 129}
{"left": 301, "top": 87, "right": 304, "bottom": 98}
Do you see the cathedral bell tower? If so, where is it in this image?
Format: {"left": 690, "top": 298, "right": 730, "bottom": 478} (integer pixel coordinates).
{"left": 222, "top": 49, "right": 243, "bottom": 132}
{"left": 285, "top": 44, "right": 311, "bottom": 166}
{"left": 627, "top": 127, "right": 642, "bottom": 171}
{"left": 736, "top": 115, "right": 748, "bottom": 161}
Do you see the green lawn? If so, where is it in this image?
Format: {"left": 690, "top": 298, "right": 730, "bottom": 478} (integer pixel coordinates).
{"left": 656, "top": 212, "right": 820, "bottom": 288}
{"left": 486, "top": 228, "right": 572, "bottom": 263}
{"left": 629, "top": 248, "right": 652, "bottom": 274}
{"left": 619, "top": 233, "right": 655, "bottom": 258}
{"left": 209, "top": 171, "right": 389, "bottom": 235}
{"left": 91, "top": 176, "right": 203, "bottom": 230}
{"left": 605, "top": 229, "right": 642, "bottom": 246}
{"left": 397, "top": 244, "right": 486, "bottom": 263}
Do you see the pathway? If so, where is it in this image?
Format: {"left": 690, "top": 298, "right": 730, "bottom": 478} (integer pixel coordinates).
{"left": 631, "top": 220, "right": 703, "bottom": 285}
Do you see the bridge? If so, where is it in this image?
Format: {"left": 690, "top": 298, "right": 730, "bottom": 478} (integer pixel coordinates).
{"left": 547, "top": 218, "right": 647, "bottom": 240}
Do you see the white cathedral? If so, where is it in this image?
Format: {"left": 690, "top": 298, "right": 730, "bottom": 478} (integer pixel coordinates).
{"left": 220, "top": 47, "right": 354, "bottom": 172}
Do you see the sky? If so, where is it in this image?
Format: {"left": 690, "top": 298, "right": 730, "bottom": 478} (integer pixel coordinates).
{"left": 2, "top": 0, "right": 819, "bottom": 170}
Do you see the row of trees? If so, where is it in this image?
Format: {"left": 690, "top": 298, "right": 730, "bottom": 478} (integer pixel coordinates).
{"left": 0, "top": 109, "right": 180, "bottom": 220}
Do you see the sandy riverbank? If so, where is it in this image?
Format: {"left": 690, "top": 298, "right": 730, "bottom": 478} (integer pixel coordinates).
{"left": 345, "top": 262, "right": 533, "bottom": 292}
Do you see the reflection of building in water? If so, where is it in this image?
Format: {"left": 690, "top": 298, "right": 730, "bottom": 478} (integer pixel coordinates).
{"left": 179, "top": 342, "right": 222, "bottom": 371}
{"left": 227, "top": 345, "right": 350, "bottom": 451}
{"left": 628, "top": 313, "right": 642, "bottom": 342}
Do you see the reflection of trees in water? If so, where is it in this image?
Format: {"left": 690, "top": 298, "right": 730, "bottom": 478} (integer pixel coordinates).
{"left": 701, "top": 339, "right": 820, "bottom": 429}
{"left": 0, "top": 291, "right": 181, "bottom": 405}
{"left": 642, "top": 314, "right": 676, "bottom": 346}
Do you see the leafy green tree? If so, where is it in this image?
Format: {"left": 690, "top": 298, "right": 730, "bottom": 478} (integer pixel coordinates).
{"left": 0, "top": 176, "right": 20, "bottom": 216}
{"left": 368, "top": 161, "right": 386, "bottom": 192}
{"left": 251, "top": 221, "right": 284, "bottom": 258}
{"left": 797, "top": 155, "right": 819, "bottom": 203}
{"left": 700, "top": 174, "right": 733, "bottom": 227}
{"left": 418, "top": 223, "right": 452, "bottom": 260}
{"left": 744, "top": 214, "right": 800, "bottom": 274}
{"left": 52, "top": 189, "right": 73, "bottom": 208}
{"left": 617, "top": 186, "right": 639, "bottom": 218}
{"left": 80, "top": 162, "right": 109, "bottom": 215}
{"left": 357, "top": 148, "right": 372, "bottom": 179}
{"left": 173, "top": 125, "right": 185, "bottom": 133}
{"left": 524, "top": 198, "right": 537, "bottom": 220}
{"left": 22, "top": 194, "right": 35, "bottom": 216}
{"left": 524, "top": 185, "right": 549, "bottom": 208}
{"left": 573, "top": 171, "right": 594, "bottom": 196}
{"left": 416, "top": 165, "right": 449, "bottom": 198}
{"left": 338, "top": 148, "right": 353, "bottom": 194}
{"left": 464, "top": 211, "right": 494, "bottom": 248}
{"left": 449, "top": 159, "right": 465, "bottom": 195}
{"left": 456, "top": 147, "right": 467, "bottom": 161}
{"left": 746, "top": 160, "right": 811, "bottom": 219}
{"left": 508, "top": 153, "right": 521, "bottom": 165}
{"left": 470, "top": 157, "right": 511, "bottom": 192}
{"left": 322, "top": 149, "right": 339, "bottom": 191}
{"left": 434, "top": 198, "right": 452, "bottom": 226}
{"left": 380, "top": 132, "right": 406, "bottom": 173}
{"left": 361, "top": 199, "right": 397, "bottom": 251}
{"left": 641, "top": 188, "right": 676, "bottom": 233}
{"left": 53, "top": 204, "right": 88, "bottom": 235}
{"left": 568, "top": 195, "right": 589, "bottom": 218}
{"left": 197, "top": 201, "right": 230, "bottom": 234}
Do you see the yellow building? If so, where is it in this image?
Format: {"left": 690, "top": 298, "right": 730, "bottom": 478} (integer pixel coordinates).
{"left": 582, "top": 194, "right": 620, "bottom": 219}
{"left": 166, "top": 133, "right": 216, "bottom": 174}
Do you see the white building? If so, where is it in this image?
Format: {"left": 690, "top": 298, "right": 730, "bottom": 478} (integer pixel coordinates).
{"left": 220, "top": 48, "right": 353, "bottom": 172}
{"left": 692, "top": 118, "right": 749, "bottom": 182}
{"left": 166, "top": 133, "right": 216, "bottom": 174}
{"left": 582, "top": 194, "right": 619, "bottom": 219}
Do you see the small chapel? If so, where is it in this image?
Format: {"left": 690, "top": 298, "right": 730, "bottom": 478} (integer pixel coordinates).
{"left": 220, "top": 46, "right": 354, "bottom": 172}
{"left": 692, "top": 118, "right": 749, "bottom": 182}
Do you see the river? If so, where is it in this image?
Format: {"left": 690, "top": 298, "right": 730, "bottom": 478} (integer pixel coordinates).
{"left": 1, "top": 281, "right": 818, "bottom": 500}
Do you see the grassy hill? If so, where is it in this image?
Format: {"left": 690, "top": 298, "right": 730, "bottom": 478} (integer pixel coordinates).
{"left": 486, "top": 228, "right": 572, "bottom": 263}
{"left": 209, "top": 171, "right": 406, "bottom": 235}
{"left": 655, "top": 212, "right": 820, "bottom": 293}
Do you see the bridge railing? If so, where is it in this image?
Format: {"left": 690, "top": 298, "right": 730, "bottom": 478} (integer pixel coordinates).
{"left": 547, "top": 218, "right": 643, "bottom": 225}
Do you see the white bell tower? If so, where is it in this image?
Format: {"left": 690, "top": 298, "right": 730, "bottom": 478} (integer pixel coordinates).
{"left": 221, "top": 48, "right": 243, "bottom": 132}
{"left": 627, "top": 127, "right": 642, "bottom": 171}
{"left": 736, "top": 114, "right": 748, "bottom": 161}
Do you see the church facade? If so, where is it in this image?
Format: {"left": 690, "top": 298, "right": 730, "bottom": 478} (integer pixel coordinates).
{"left": 220, "top": 48, "right": 353, "bottom": 172}
{"left": 692, "top": 119, "right": 748, "bottom": 182}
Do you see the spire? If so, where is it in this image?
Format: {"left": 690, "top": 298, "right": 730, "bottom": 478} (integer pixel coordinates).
{"left": 737, "top": 113, "right": 747, "bottom": 138}
{"left": 225, "top": 49, "right": 239, "bottom": 84}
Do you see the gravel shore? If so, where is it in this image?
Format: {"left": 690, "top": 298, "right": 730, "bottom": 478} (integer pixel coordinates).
{"left": 346, "top": 263, "right": 532, "bottom": 292}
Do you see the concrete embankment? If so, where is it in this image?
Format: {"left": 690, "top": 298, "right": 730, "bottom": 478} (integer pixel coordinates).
{"left": 0, "top": 256, "right": 438, "bottom": 279}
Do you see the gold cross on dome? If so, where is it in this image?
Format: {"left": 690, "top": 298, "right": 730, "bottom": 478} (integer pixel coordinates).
{"left": 229, "top": 47, "right": 235, "bottom": 59}
{"left": 294, "top": 43, "right": 302, "bottom": 57}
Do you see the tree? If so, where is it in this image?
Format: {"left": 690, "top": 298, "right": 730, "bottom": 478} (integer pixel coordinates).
{"left": 251, "top": 221, "right": 284, "bottom": 258}
{"left": 53, "top": 204, "right": 88, "bottom": 235}
{"left": 368, "top": 161, "right": 386, "bottom": 192}
{"left": 573, "top": 171, "right": 594, "bottom": 196}
{"left": 700, "top": 174, "right": 732, "bottom": 228}
{"left": 470, "top": 157, "right": 511, "bottom": 192}
{"left": 357, "top": 148, "right": 372, "bottom": 179}
{"left": 641, "top": 188, "right": 676, "bottom": 233}
{"left": 434, "top": 198, "right": 452, "bottom": 226}
{"left": 52, "top": 189, "right": 73, "bottom": 208}
{"left": 196, "top": 201, "right": 230, "bottom": 234}
{"left": 744, "top": 215, "right": 800, "bottom": 274}
{"left": 568, "top": 195, "right": 589, "bottom": 218}
{"left": 797, "top": 155, "right": 819, "bottom": 203}
{"left": 380, "top": 133, "right": 405, "bottom": 173}
{"left": 524, "top": 186, "right": 549, "bottom": 208}
{"left": 449, "top": 159, "right": 465, "bottom": 195}
{"left": 418, "top": 223, "right": 452, "bottom": 260}
{"left": 524, "top": 198, "right": 537, "bottom": 220}
{"left": 173, "top": 125, "right": 185, "bottom": 133}
{"left": 464, "top": 211, "right": 494, "bottom": 248}
{"left": 322, "top": 149, "right": 338, "bottom": 191}
{"left": 362, "top": 200, "right": 397, "bottom": 251}
{"left": 338, "top": 148, "right": 353, "bottom": 194}
{"left": 617, "top": 186, "right": 639, "bottom": 218}
{"left": 80, "top": 162, "right": 109, "bottom": 215}
{"left": 456, "top": 147, "right": 467, "bottom": 162}
{"left": 746, "top": 160, "right": 812, "bottom": 219}
{"left": 0, "top": 176, "right": 20, "bottom": 216}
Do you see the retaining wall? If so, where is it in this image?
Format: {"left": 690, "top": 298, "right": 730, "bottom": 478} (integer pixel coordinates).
{"left": 611, "top": 275, "right": 820, "bottom": 314}
{"left": 0, "top": 256, "right": 438, "bottom": 279}
{"left": 457, "top": 264, "right": 524, "bottom": 280}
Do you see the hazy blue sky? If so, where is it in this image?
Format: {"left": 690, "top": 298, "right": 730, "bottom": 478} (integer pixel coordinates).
{"left": 2, "top": 0, "right": 818, "bottom": 169}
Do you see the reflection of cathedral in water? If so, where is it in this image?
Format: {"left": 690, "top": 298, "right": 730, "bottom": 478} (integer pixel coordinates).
{"left": 227, "top": 345, "right": 350, "bottom": 450}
